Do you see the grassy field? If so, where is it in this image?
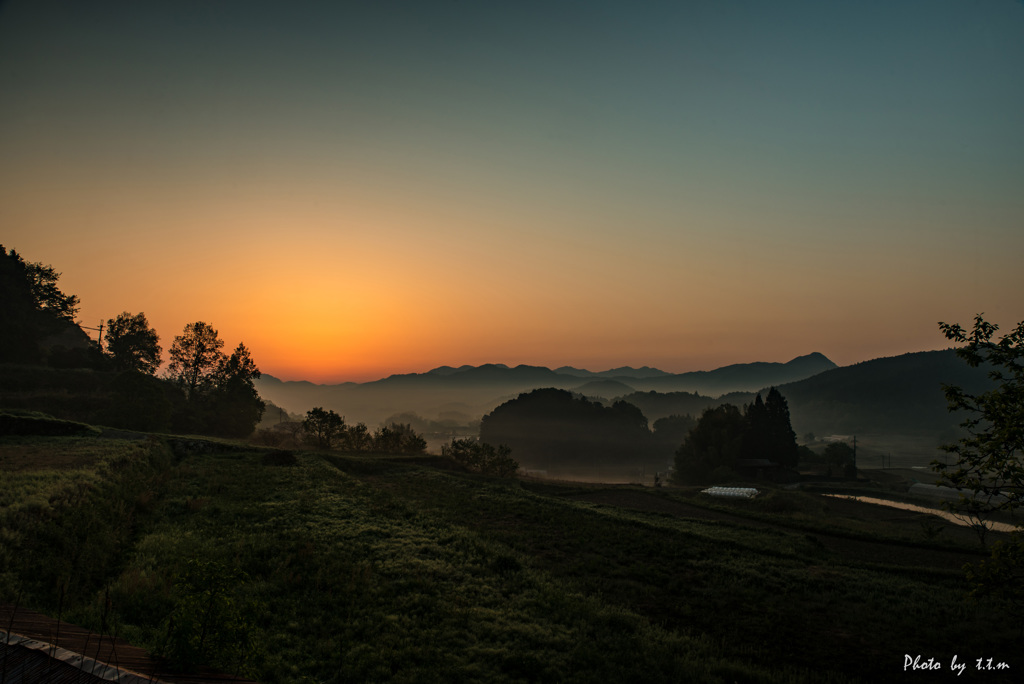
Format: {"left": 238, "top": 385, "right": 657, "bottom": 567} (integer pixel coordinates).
{"left": 0, "top": 433, "right": 1018, "bottom": 683}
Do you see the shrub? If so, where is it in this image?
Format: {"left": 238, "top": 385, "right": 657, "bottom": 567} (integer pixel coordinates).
{"left": 159, "top": 558, "right": 260, "bottom": 674}
{"left": 442, "top": 438, "right": 519, "bottom": 477}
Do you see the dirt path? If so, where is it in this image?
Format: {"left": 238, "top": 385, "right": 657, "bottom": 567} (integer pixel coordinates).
{"left": 560, "top": 488, "right": 988, "bottom": 572}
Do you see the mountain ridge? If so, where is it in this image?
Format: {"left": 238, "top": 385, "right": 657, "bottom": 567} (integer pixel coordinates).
{"left": 262, "top": 353, "right": 837, "bottom": 389}
{"left": 254, "top": 353, "right": 839, "bottom": 426}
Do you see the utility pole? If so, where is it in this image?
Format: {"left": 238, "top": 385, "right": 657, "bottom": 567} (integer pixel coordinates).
{"left": 79, "top": 320, "right": 104, "bottom": 346}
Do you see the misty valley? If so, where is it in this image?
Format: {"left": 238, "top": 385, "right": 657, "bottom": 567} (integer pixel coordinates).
{"left": 252, "top": 349, "right": 985, "bottom": 482}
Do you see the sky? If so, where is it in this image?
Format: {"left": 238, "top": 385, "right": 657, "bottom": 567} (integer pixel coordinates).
{"left": 2, "top": 0, "right": 1022, "bottom": 383}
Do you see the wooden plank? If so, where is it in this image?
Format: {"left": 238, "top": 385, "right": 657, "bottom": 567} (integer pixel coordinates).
{"left": 0, "top": 605, "right": 258, "bottom": 684}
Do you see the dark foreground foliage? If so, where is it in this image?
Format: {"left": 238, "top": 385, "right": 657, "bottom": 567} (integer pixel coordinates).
{"left": 1, "top": 435, "right": 1018, "bottom": 683}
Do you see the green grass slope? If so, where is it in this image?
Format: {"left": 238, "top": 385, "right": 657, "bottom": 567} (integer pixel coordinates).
{"left": 1, "top": 435, "right": 1017, "bottom": 683}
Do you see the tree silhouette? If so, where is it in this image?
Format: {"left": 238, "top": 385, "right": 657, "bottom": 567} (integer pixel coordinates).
{"left": 742, "top": 394, "right": 770, "bottom": 460}
{"left": 673, "top": 388, "right": 799, "bottom": 484}
{"left": 672, "top": 404, "right": 746, "bottom": 484}
{"left": 102, "top": 371, "right": 179, "bottom": 432}
{"left": 165, "top": 323, "right": 265, "bottom": 436}
{"left": 652, "top": 414, "right": 697, "bottom": 452}
{"left": 27, "top": 260, "right": 79, "bottom": 321}
{"left": 105, "top": 311, "right": 162, "bottom": 374}
{"left": 372, "top": 422, "right": 427, "bottom": 454}
{"left": 346, "top": 422, "right": 371, "bottom": 451}
{"left": 933, "top": 315, "right": 1024, "bottom": 543}
{"left": 303, "top": 407, "right": 345, "bottom": 449}
{"left": 763, "top": 387, "right": 799, "bottom": 468}
{"left": 1, "top": 245, "right": 82, "bottom": 363}
{"left": 206, "top": 343, "right": 265, "bottom": 437}
{"left": 443, "top": 438, "right": 519, "bottom": 477}
{"left": 167, "top": 322, "right": 225, "bottom": 400}
{"left": 932, "top": 314, "right": 1024, "bottom": 621}
{"left": 823, "top": 441, "right": 856, "bottom": 478}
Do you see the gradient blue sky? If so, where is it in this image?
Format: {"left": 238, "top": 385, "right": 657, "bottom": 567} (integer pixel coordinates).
{"left": 2, "top": 0, "right": 1022, "bottom": 382}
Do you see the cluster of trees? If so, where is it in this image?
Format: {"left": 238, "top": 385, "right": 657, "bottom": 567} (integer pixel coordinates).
{"left": 442, "top": 438, "right": 519, "bottom": 477}
{"left": 163, "top": 322, "right": 265, "bottom": 437}
{"left": 302, "top": 407, "right": 426, "bottom": 454}
{"left": 1, "top": 246, "right": 265, "bottom": 437}
{"left": 479, "top": 388, "right": 662, "bottom": 471}
{"left": 87, "top": 317, "right": 265, "bottom": 437}
{"left": 798, "top": 440, "right": 857, "bottom": 478}
{"left": 672, "top": 387, "right": 798, "bottom": 485}
{"left": 651, "top": 414, "right": 698, "bottom": 453}
{"left": 477, "top": 389, "right": 719, "bottom": 475}
{"left": 1, "top": 245, "right": 88, "bottom": 366}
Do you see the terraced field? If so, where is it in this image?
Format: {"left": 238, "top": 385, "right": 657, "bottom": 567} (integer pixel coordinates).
{"left": 1, "top": 434, "right": 1018, "bottom": 683}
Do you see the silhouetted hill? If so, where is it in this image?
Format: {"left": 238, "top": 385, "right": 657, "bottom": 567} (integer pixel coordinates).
{"left": 616, "top": 350, "right": 994, "bottom": 465}
{"left": 777, "top": 349, "right": 992, "bottom": 439}
{"left": 616, "top": 390, "right": 745, "bottom": 423}
{"left": 640, "top": 353, "right": 838, "bottom": 394}
{"left": 373, "top": 364, "right": 563, "bottom": 388}
{"left": 425, "top": 364, "right": 506, "bottom": 376}
{"left": 572, "top": 379, "right": 636, "bottom": 399}
{"left": 479, "top": 388, "right": 658, "bottom": 472}
{"left": 555, "top": 365, "right": 673, "bottom": 379}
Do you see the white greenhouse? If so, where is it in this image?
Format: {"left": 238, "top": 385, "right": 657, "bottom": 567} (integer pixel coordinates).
{"left": 700, "top": 486, "right": 760, "bottom": 499}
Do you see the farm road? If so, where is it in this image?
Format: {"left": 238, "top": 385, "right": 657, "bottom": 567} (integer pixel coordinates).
{"left": 558, "top": 488, "right": 989, "bottom": 572}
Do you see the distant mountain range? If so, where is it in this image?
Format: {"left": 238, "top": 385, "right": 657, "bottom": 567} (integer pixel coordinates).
{"left": 255, "top": 353, "right": 838, "bottom": 427}
{"left": 426, "top": 363, "right": 673, "bottom": 380}
{"left": 618, "top": 349, "right": 993, "bottom": 462}
{"left": 255, "top": 347, "right": 1001, "bottom": 469}
{"left": 254, "top": 349, "right": 994, "bottom": 463}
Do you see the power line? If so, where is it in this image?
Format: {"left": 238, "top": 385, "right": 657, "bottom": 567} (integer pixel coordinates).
{"left": 78, "top": 321, "right": 104, "bottom": 345}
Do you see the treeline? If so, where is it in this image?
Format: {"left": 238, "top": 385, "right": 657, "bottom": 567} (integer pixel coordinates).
{"left": 296, "top": 407, "right": 427, "bottom": 454}
{"left": 0, "top": 246, "right": 265, "bottom": 437}
{"left": 672, "top": 388, "right": 798, "bottom": 485}
{"left": 442, "top": 438, "right": 519, "bottom": 477}
{"left": 478, "top": 386, "right": 809, "bottom": 485}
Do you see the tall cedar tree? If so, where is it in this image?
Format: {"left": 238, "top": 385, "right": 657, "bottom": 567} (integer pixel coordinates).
{"left": 764, "top": 387, "right": 799, "bottom": 468}
{"left": 740, "top": 388, "right": 798, "bottom": 467}
{"left": 674, "top": 387, "right": 798, "bottom": 484}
